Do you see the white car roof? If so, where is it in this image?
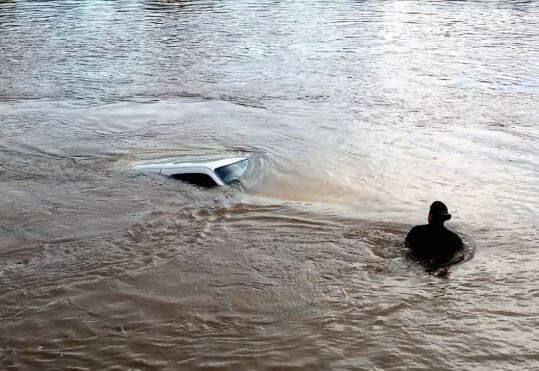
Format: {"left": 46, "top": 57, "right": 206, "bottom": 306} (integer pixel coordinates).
{"left": 132, "top": 156, "right": 248, "bottom": 173}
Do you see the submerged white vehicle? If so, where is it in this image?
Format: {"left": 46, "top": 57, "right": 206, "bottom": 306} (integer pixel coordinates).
{"left": 133, "top": 156, "right": 249, "bottom": 187}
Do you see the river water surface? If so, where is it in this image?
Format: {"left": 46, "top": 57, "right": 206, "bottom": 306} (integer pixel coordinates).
{"left": 1, "top": 0, "right": 538, "bottom": 369}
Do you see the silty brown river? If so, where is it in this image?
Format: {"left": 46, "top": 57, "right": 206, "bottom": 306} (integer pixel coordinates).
{"left": 0, "top": 0, "right": 538, "bottom": 369}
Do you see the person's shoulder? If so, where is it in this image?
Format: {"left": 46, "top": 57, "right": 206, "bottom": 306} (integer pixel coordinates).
{"left": 444, "top": 227, "right": 461, "bottom": 238}
{"left": 444, "top": 227, "right": 464, "bottom": 245}
{"left": 409, "top": 224, "right": 429, "bottom": 233}
{"left": 406, "top": 224, "right": 429, "bottom": 242}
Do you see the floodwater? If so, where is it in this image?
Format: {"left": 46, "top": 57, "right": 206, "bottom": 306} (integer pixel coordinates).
{"left": 1, "top": 0, "right": 538, "bottom": 369}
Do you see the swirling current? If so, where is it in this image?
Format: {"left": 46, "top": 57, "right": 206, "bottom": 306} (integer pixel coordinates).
{"left": 0, "top": 1, "right": 538, "bottom": 370}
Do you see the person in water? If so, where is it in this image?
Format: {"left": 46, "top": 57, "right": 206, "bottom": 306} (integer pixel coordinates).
{"left": 405, "top": 201, "right": 464, "bottom": 268}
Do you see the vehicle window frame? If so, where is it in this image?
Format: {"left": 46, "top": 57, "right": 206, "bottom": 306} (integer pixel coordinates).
{"left": 170, "top": 172, "right": 218, "bottom": 187}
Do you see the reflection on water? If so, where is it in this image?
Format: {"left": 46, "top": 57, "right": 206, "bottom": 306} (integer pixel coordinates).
{"left": 1, "top": 0, "right": 538, "bottom": 369}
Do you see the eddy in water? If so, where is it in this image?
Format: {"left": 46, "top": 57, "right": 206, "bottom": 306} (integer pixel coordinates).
{"left": 405, "top": 201, "right": 464, "bottom": 270}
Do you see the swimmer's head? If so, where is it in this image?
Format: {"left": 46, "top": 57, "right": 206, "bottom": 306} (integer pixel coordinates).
{"left": 428, "top": 201, "right": 452, "bottom": 224}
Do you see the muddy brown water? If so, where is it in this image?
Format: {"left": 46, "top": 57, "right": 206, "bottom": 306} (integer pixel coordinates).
{"left": 1, "top": 1, "right": 538, "bottom": 369}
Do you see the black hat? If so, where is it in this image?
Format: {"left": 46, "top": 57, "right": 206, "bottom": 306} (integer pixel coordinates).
{"left": 429, "top": 201, "right": 451, "bottom": 221}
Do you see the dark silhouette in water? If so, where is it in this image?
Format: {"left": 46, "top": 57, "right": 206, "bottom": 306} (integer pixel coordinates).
{"left": 405, "top": 201, "right": 464, "bottom": 271}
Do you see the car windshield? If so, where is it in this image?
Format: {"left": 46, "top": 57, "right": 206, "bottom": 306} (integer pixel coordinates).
{"left": 214, "top": 159, "right": 248, "bottom": 184}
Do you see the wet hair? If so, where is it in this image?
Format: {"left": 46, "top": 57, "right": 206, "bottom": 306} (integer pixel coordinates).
{"left": 429, "top": 201, "right": 451, "bottom": 222}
